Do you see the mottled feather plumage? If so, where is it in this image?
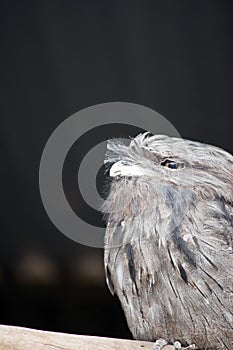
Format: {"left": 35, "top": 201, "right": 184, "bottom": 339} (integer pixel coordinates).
{"left": 103, "top": 133, "right": 233, "bottom": 349}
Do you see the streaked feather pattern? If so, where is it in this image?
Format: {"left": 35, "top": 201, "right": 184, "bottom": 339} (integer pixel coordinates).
{"left": 103, "top": 133, "right": 233, "bottom": 349}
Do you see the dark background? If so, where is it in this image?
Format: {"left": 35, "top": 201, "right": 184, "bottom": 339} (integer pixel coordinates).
{"left": 1, "top": 0, "right": 232, "bottom": 339}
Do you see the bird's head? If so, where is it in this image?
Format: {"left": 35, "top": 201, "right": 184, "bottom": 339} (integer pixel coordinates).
{"left": 102, "top": 133, "right": 233, "bottom": 247}
{"left": 105, "top": 132, "right": 233, "bottom": 202}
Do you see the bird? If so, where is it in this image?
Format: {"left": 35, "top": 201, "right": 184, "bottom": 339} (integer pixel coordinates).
{"left": 102, "top": 132, "right": 233, "bottom": 350}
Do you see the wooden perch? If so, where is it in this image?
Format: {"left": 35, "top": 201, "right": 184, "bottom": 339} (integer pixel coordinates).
{"left": 0, "top": 324, "right": 176, "bottom": 350}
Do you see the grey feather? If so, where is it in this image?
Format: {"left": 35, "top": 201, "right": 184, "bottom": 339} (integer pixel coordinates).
{"left": 102, "top": 133, "right": 233, "bottom": 349}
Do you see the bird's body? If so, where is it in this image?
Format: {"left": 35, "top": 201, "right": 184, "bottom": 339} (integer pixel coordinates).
{"left": 103, "top": 133, "right": 233, "bottom": 349}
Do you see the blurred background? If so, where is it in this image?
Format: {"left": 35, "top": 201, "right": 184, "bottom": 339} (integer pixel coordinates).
{"left": 1, "top": 0, "right": 233, "bottom": 340}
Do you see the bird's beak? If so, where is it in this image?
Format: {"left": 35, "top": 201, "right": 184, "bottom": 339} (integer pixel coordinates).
{"left": 109, "top": 161, "right": 145, "bottom": 178}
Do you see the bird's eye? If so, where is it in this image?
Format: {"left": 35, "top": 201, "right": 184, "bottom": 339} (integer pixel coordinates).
{"left": 160, "top": 159, "right": 185, "bottom": 170}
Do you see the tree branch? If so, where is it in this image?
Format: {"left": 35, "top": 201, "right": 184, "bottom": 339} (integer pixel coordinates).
{"left": 0, "top": 325, "right": 176, "bottom": 350}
